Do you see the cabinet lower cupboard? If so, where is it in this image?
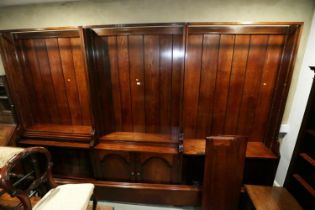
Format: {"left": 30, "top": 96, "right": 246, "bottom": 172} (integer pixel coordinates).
{"left": 0, "top": 22, "right": 302, "bottom": 206}
{"left": 94, "top": 151, "right": 182, "bottom": 184}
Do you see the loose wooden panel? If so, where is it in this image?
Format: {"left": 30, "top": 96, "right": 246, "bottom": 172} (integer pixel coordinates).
{"left": 184, "top": 27, "right": 287, "bottom": 142}
{"left": 13, "top": 35, "right": 91, "bottom": 127}
{"left": 91, "top": 26, "right": 184, "bottom": 136}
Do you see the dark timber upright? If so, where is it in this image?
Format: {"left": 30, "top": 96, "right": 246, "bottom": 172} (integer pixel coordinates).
{"left": 0, "top": 22, "right": 302, "bottom": 206}
{"left": 202, "top": 136, "right": 247, "bottom": 210}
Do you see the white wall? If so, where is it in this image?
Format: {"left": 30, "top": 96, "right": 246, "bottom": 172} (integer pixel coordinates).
{"left": 275, "top": 10, "right": 315, "bottom": 186}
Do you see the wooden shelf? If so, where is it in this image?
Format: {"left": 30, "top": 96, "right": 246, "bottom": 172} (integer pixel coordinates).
{"left": 23, "top": 124, "right": 92, "bottom": 141}
{"left": 18, "top": 139, "right": 90, "bottom": 149}
{"left": 245, "top": 185, "right": 302, "bottom": 210}
{"left": 300, "top": 153, "right": 315, "bottom": 167}
{"left": 306, "top": 129, "right": 315, "bottom": 137}
{"left": 100, "top": 132, "right": 178, "bottom": 143}
{"left": 183, "top": 139, "right": 277, "bottom": 159}
{"left": 293, "top": 174, "right": 315, "bottom": 198}
{"left": 96, "top": 132, "right": 180, "bottom": 154}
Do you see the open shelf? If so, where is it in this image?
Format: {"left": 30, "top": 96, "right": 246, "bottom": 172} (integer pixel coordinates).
{"left": 293, "top": 174, "right": 315, "bottom": 198}
{"left": 22, "top": 124, "right": 92, "bottom": 141}
{"left": 183, "top": 138, "right": 277, "bottom": 159}
{"left": 96, "top": 132, "right": 180, "bottom": 154}
{"left": 100, "top": 132, "right": 178, "bottom": 143}
{"left": 300, "top": 153, "right": 315, "bottom": 167}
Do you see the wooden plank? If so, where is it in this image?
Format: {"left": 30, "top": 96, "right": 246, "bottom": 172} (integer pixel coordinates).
{"left": 202, "top": 136, "right": 247, "bottom": 210}
{"left": 144, "top": 35, "right": 160, "bottom": 133}
{"left": 245, "top": 185, "right": 303, "bottom": 210}
{"left": 70, "top": 38, "right": 91, "bottom": 125}
{"left": 13, "top": 30, "right": 79, "bottom": 39}
{"left": 46, "top": 38, "right": 72, "bottom": 124}
{"left": 56, "top": 178, "right": 201, "bottom": 206}
{"left": 252, "top": 35, "right": 285, "bottom": 139}
{"left": 117, "top": 35, "right": 133, "bottom": 131}
{"left": 159, "top": 35, "right": 172, "bottom": 134}
{"left": 188, "top": 25, "right": 289, "bottom": 35}
{"left": 15, "top": 40, "right": 37, "bottom": 124}
{"left": 171, "top": 35, "right": 183, "bottom": 131}
{"left": 212, "top": 35, "right": 235, "bottom": 134}
{"left": 195, "top": 34, "right": 220, "bottom": 138}
{"left": 58, "top": 38, "right": 82, "bottom": 125}
{"left": 237, "top": 35, "right": 269, "bottom": 137}
{"left": 27, "top": 39, "right": 50, "bottom": 123}
{"left": 183, "top": 35, "right": 203, "bottom": 138}
{"left": 183, "top": 139, "right": 277, "bottom": 159}
{"left": 93, "top": 26, "right": 183, "bottom": 36}
{"left": 107, "top": 36, "right": 122, "bottom": 130}
{"left": 128, "top": 35, "right": 145, "bottom": 132}
{"left": 33, "top": 39, "right": 59, "bottom": 124}
{"left": 224, "top": 35, "right": 250, "bottom": 133}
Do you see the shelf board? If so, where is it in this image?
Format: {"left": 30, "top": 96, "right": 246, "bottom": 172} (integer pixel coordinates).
{"left": 18, "top": 139, "right": 90, "bottom": 149}
{"left": 95, "top": 142, "right": 178, "bottom": 154}
{"left": 0, "top": 96, "right": 8, "bottom": 100}
{"left": 300, "top": 153, "right": 315, "bottom": 167}
{"left": 293, "top": 174, "right": 315, "bottom": 198}
{"left": 306, "top": 129, "right": 315, "bottom": 137}
{"left": 245, "top": 185, "right": 302, "bottom": 210}
{"left": 100, "top": 132, "right": 178, "bottom": 143}
{"left": 23, "top": 124, "right": 92, "bottom": 141}
{"left": 97, "top": 132, "right": 179, "bottom": 154}
{"left": 183, "top": 138, "right": 277, "bottom": 159}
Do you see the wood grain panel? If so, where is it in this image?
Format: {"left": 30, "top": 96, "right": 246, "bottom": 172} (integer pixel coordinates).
{"left": 159, "top": 35, "right": 173, "bottom": 134}
{"left": 195, "top": 34, "right": 220, "bottom": 138}
{"left": 237, "top": 35, "right": 269, "bottom": 136}
{"left": 25, "top": 39, "right": 48, "bottom": 123}
{"left": 252, "top": 35, "right": 285, "bottom": 139}
{"left": 129, "top": 35, "right": 145, "bottom": 132}
{"left": 183, "top": 35, "right": 203, "bottom": 138}
{"left": 212, "top": 35, "right": 235, "bottom": 135}
{"left": 224, "top": 35, "right": 250, "bottom": 133}
{"left": 107, "top": 36, "right": 122, "bottom": 131}
{"left": 58, "top": 38, "right": 82, "bottom": 125}
{"left": 33, "top": 39, "right": 59, "bottom": 124}
{"left": 171, "top": 35, "right": 183, "bottom": 131}
{"left": 70, "top": 38, "right": 91, "bottom": 125}
{"left": 45, "top": 38, "right": 71, "bottom": 125}
{"left": 16, "top": 40, "right": 37, "bottom": 124}
{"left": 144, "top": 35, "right": 160, "bottom": 133}
{"left": 117, "top": 35, "right": 133, "bottom": 131}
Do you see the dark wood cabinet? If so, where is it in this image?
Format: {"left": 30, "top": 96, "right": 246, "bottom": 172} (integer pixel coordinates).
{"left": 285, "top": 68, "right": 315, "bottom": 210}
{"left": 94, "top": 150, "right": 181, "bottom": 184}
{"left": 0, "top": 22, "right": 302, "bottom": 206}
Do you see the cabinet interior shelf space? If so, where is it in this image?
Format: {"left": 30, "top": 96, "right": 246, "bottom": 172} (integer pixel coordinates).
{"left": 23, "top": 124, "right": 92, "bottom": 140}
{"left": 300, "top": 153, "right": 315, "bottom": 167}
{"left": 293, "top": 174, "right": 315, "bottom": 198}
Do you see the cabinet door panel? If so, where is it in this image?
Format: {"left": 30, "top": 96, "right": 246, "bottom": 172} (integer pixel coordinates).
{"left": 97, "top": 151, "right": 135, "bottom": 182}
{"left": 137, "top": 153, "right": 181, "bottom": 184}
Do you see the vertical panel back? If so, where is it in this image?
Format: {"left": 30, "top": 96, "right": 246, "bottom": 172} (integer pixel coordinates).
{"left": 184, "top": 25, "right": 287, "bottom": 142}
{"left": 13, "top": 31, "right": 91, "bottom": 127}
{"left": 90, "top": 25, "right": 184, "bottom": 135}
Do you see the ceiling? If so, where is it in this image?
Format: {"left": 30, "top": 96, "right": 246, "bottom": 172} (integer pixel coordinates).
{"left": 0, "top": 0, "right": 84, "bottom": 7}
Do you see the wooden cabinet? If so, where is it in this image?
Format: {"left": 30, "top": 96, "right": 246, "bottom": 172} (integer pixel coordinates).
{"left": 285, "top": 68, "right": 315, "bottom": 210}
{"left": 0, "top": 29, "right": 93, "bottom": 145}
{"left": 94, "top": 150, "right": 182, "bottom": 184}
{"left": 0, "top": 23, "right": 302, "bottom": 205}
